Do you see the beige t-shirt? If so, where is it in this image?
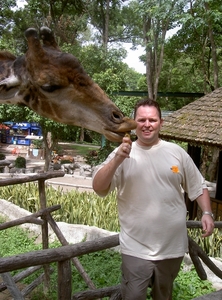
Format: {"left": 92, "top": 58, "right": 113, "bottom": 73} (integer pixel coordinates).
{"left": 93, "top": 140, "right": 207, "bottom": 260}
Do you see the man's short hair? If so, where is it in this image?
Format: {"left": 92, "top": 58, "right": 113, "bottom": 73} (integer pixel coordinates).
{"left": 133, "top": 98, "right": 162, "bottom": 119}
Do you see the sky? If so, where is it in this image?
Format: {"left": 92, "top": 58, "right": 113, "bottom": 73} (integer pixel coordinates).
{"left": 123, "top": 44, "right": 146, "bottom": 74}
{"left": 123, "top": 28, "right": 179, "bottom": 74}
{"left": 16, "top": 0, "right": 26, "bottom": 8}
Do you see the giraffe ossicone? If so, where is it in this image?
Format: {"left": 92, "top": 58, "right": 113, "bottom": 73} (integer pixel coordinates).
{"left": 0, "top": 27, "right": 136, "bottom": 142}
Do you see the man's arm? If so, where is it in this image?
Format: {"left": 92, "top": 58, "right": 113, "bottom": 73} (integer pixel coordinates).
{"left": 92, "top": 136, "right": 132, "bottom": 194}
{"left": 196, "top": 188, "right": 214, "bottom": 237}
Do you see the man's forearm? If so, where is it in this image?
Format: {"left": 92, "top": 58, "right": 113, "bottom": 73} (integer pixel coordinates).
{"left": 92, "top": 155, "right": 124, "bottom": 193}
{"left": 196, "top": 188, "right": 212, "bottom": 213}
{"left": 93, "top": 136, "right": 132, "bottom": 194}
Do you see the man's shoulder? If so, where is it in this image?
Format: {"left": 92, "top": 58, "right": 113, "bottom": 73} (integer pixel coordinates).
{"left": 160, "top": 140, "right": 186, "bottom": 152}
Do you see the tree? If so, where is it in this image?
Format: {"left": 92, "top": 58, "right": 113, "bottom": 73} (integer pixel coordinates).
{"left": 35, "top": 118, "right": 79, "bottom": 171}
{"left": 189, "top": 0, "right": 221, "bottom": 90}
{"left": 162, "top": 0, "right": 222, "bottom": 95}
{"left": 88, "top": 0, "right": 131, "bottom": 48}
{"left": 0, "top": 0, "right": 17, "bottom": 34}
{"left": 133, "top": 0, "right": 188, "bottom": 100}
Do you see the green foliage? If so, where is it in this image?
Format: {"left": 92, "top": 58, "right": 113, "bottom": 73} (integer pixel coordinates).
{"left": 1, "top": 182, "right": 222, "bottom": 258}
{"left": 70, "top": 144, "right": 99, "bottom": 156}
{"left": 0, "top": 152, "right": 6, "bottom": 172}
{"left": 14, "top": 156, "right": 26, "bottom": 168}
{"left": 0, "top": 217, "right": 216, "bottom": 300}
{"left": 188, "top": 226, "right": 222, "bottom": 258}
{"left": 0, "top": 218, "right": 37, "bottom": 257}
{"left": 173, "top": 264, "right": 215, "bottom": 299}
{"left": 113, "top": 95, "right": 138, "bottom": 119}
{"left": 60, "top": 159, "right": 72, "bottom": 164}
{"left": 0, "top": 183, "right": 120, "bottom": 232}
{"left": 32, "top": 139, "right": 43, "bottom": 149}
{"left": 0, "top": 153, "right": 6, "bottom": 160}
{"left": 85, "top": 143, "right": 116, "bottom": 167}
{"left": 72, "top": 250, "right": 122, "bottom": 293}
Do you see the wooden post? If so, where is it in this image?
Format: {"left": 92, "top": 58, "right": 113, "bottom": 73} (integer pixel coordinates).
{"left": 46, "top": 213, "right": 97, "bottom": 290}
{"left": 186, "top": 144, "right": 201, "bottom": 219}
{"left": 1, "top": 273, "right": 24, "bottom": 300}
{"left": 215, "top": 151, "right": 222, "bottom": 200}
{"left": 38, "top": 178, "right": 50, "bottom": 292}
{"left": 57, "top": 259, "right": 72, "bottom": 300}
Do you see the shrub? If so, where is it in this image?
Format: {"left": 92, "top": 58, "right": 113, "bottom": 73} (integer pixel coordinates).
{"left": 14, "top": 156, "right": 26, "bottom": 168}
{"left": 0, "top": 153, "right": 6, "bottom": 160}
{"left": 32, "top": 139, "right": 43, "bottom": 149}
{"left": 60, "top": 160, "right": 72, "bottom": 164}
{"left": 85, "top": 143, "right": 115, "bottom": 166}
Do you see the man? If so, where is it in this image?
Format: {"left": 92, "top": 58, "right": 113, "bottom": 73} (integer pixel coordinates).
{"left": 92, "top": 98, "right": 214, "bottom": 300}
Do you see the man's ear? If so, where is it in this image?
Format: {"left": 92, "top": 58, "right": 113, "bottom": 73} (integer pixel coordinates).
{"left": 160, "top": 118, "right": 164, "bottom": 129}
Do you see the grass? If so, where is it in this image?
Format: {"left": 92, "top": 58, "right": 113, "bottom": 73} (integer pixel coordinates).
{"left": 71, "top": 144, "right": 98, "bottom": 156}
{"left": 56, "top": 142, "right": 99, "bottom": 157}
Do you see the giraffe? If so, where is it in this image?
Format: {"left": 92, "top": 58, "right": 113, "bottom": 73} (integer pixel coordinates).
{"left": 0, "top": 27, "right": 136, "bottom": 142}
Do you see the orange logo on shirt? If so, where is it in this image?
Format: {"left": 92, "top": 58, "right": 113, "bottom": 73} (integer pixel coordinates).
{"left": 171, "top": 165, "right": 179, "bottom": 173}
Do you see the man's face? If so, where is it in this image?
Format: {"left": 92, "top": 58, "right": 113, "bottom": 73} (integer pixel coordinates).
{"left": 135, "top": 105, "right": 163, "bottom": 147}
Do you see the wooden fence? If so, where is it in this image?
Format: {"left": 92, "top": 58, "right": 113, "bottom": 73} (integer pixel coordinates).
{"left": 0, "top": 171, "right": 222, "bottom": 299}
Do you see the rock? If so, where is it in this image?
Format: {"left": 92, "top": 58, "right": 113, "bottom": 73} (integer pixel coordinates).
{"left": 192, "top": 289, "right": 222, "bottom": 299}
{"left": 183, "top": 254, "right": 222, "bottom": 298}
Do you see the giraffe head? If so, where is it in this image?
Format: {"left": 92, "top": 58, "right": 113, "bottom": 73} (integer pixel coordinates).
{"left": 0, "top": 27, "right": 136, "bottom": 142}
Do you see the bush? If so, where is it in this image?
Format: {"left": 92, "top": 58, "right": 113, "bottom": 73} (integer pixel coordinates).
{"left": 14, "top": 156, "right": 26, "bottom": 168}
{"left": 0, "top": 153, "right": 6, "bottom": 172}
{"left": 85, "top": 143, "right": 115, "bottom": 166}
{"left": 60, "top": 160, "right": 72, "bottom": 164}
{"left": 32, "top": 139, "right": 43, "bottom": 149}
{"left": 0, "top": 153, "right": 6, "bottom": 160}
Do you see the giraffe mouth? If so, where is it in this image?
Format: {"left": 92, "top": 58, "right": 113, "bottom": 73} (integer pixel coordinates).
{"left": 103, "top": 131, "right": 125, "bottom": 142}
{"left": 103, "top": 117, "right": 137, "bottom": 142}
{"left": 103, "top": 128, "right": 136, "bottom": 143}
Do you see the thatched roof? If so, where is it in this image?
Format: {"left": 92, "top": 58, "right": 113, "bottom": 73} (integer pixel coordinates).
{"left": 160, "top": 87, "right": 222, "bottom": 148}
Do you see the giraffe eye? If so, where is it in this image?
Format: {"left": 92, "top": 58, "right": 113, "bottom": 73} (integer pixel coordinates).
{"left": 78, "top": 81, "right": 87, "bottom": 87}
{"left": 41, "top": 85, "right": 61, "bottom": 92}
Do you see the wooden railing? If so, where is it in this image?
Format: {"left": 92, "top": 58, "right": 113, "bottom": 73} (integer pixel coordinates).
{"left": 1, "top": 171, "right": 222, "bottom": 299}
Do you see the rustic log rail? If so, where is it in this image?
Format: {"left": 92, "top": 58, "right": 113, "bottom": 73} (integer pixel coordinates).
{"left": 0, "top": 205, "right": 61, "bottom": 230}
{"left": 0, "top": 266, "right": 42, "bottom": 292}
{"left": 0, "top": 170, "right": 65, "bottom": 186}
{"left": 0, "top": 171, "right": 104, "bottom": 299}
{"left": 0, "top": 172, "right": 222, "bottom": 299}
{"left": 0, "top": 235, "right": 120, "bottom": 272}
{"left": 0, "top": 171, "right": 66, "bottom": 299}
{"left": 0, "top": 232, "right": 222, "bottom": 299}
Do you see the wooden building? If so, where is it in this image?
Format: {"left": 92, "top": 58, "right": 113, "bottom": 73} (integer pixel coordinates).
{"left": 160, "top": 87, "right": 222, "bottom": 220}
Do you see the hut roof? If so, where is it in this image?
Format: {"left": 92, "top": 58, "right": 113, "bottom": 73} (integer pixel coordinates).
{"left": 160, "top": 87, "right": 222, "bottom": 148}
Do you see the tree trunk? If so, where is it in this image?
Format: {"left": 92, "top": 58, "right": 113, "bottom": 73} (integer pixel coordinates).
{"left": 79, "top": 127, "right": 84, "bottom": 143}
{"left": 103, "top": 0, "right": 110, "bottom": 49}
{"left": 43, "top": 132, "right": 57, "bottom": 171}
{"left": 143, "top": 16, "right": 153, "bottom": 99}
{"left": 153, "top": 21, "right": 168, "bottom": 101}
{"left": 205, "top": 2, "right": 219, "bottom": 90}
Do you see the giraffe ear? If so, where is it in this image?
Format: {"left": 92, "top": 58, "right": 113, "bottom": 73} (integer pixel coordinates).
{"left": 40, "top": 27, "right": 61, "bottom": 51}
{"left": 0, "top": 75, "right": 21, "bottom": 101}
{"left": 0, "top": 75, "right": 20, "bottom": 87}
